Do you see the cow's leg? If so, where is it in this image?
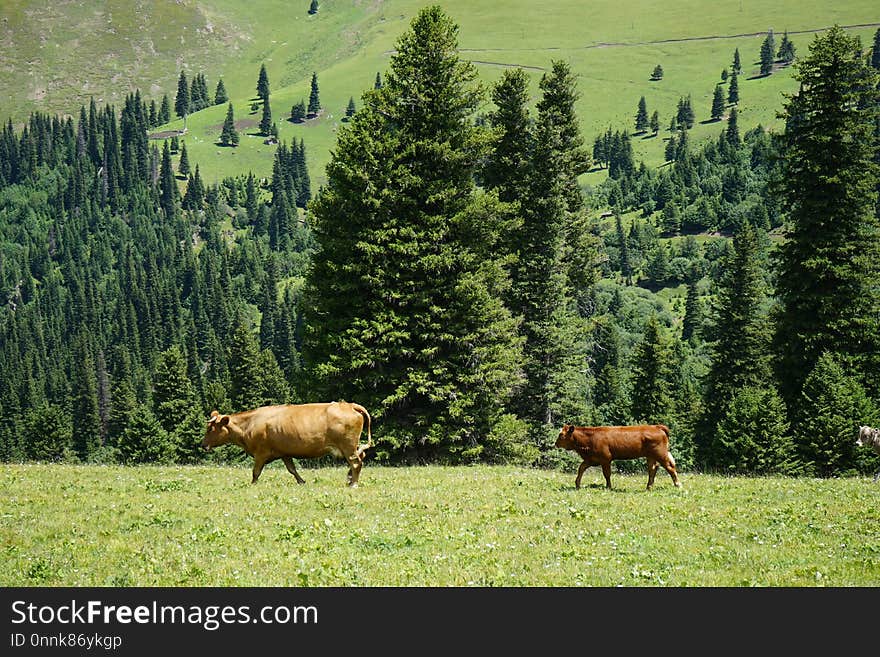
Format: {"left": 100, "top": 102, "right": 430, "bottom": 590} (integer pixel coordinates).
{"left": 662, "top": 455, "right": 682, "bottom": 487}
{"left": 646, "top": 457, "right": 658, "bottom": 490}
{"left": 281, "top": 457, "right": 307, "bottom": 485}
{"left": 346, "top": 453, "right": 362, "bottom": 488}
{"left": 601, "top": 461, "right": 612, "bottom": 489}
{"left": 251, "top": 456, "right": 269, "bottom": 484}
{"left": 574, "top": 461, "right": 590, "bottom": 489}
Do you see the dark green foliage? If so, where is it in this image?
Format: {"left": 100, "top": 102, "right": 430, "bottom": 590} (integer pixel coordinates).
{"left": 484, "top": 67, "right": 532, "bottom": 203}
{"left": 374, "top": 72, "right": 383, "bottom": 89}
{"left": 116, "top": 404, "right": 173, "bottom": 464}
{"left": 309, "top": 0, "right": 319, "bottom": 15}
{"left": 189, "top": 73, "right": 211, "bottom": 113}
{"left": 794, "top": 353, "right": 877, "bottom": 476}
{"left": 290, "top": 100, "right": 306, "bottom": 123}
{"left": 153, "top": 345, "right": 203, "bottom": 463}
{"left": 629, "top": 315, "right": 675, "bottom": 424}
{"left": 256, "top": 64, "right": 270, "bottom": 102}
{"left": 159, "top": 94, "right": 171, "bottom": 124}
{"left": 676, "top": 95, "right": 695, "bottom": 129}
{"left": 777, "top": 31, "right": 796, "bottom": 64}
{"left": 178, "top": 141, "right": 190, "bottom": 176}
{"left": 260, "top": 97, "right": 273, "bottom": 135}
{"left": 760, "top": 30, "right": 776, "bottom": 76}
{"left": 721, "top": 68, "right": 728, "bottom": 82}
{"left": 651, "top": 64, "right": 663, "bottom": 80}
{"left": 773, "top": 26, "right": 880, "bottom": 409}
{"left": 727, "top": 69, "right": 739, "bottom": 105}
{"left": 345, "top": 96, "right": 356, "bottom": 118}
{"left": 733, "top": 47, "right": 741, "bottom": 73}
{"left": 872, "top": 28, "right": 880, "bottom": 70}
{"left": 22, "top": 403, "right": 72, "bottom": 462}
{"left": 175, "top": 71, "right": 190, "bottom": 119}
{"left": 698, "top": 222, "right": 774, "bottom": 469}
{"left": 725, "top": 106, "right": 740, "bottom": 146}
{"left": 635, "top": 96, "right": 649, "bottom": 133}
{"left": 714, "top": 386, "right": 794, "bottom": 474}
{"left": 711, "top": 84, "right": 725, "bottom": 121}
{"left": 308, "top": 72, "right": 321, "bottom": 116}
{"left": 681, "top": 281, "right": 700, "bottom": 343}
{"left": 220, "top": 103, "right": 239, "bottom": 146}
{"left": 649, "top": 110, "right": 659, "bottom": 135}
{"left": 214, "top": 78, "right": 228, "bottom": 105}
{"left": 301, "top": 6, "right": 524, "bottom": 461}
{"left": 71, "top": 341, "right": 102, "bottom": 461}
{"left": 159, "top": 140, "right": 177, "bottom": 217}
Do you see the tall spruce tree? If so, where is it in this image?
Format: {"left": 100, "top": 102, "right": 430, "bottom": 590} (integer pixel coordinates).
{"left": 483, "top": 68, "right": 532, "bottom": 204}
{"left": 220, "top": 103, "right": 239, "bottom": 146}
{"left": 308, "top": 72, "right": 321, "bottom": 117}
{"left": 760, "top": 30, "right": 776, "bottom": 76}
{"left": 711, "top": 84, "right": 726, "bottom": 121}
{"left": 260, "top": 97, "right": 273, "bottom": 136}
{"left": 300, "top": 6, "right": 524, "bottom": 461}
{"left": 629, "top": 315, "right": 675, "bottom": 424}
{"left": 727, "top": 68, "right": 740, "bottom": 105}
{"left": 175, "top": 71, "right": 190, "bottom": 120}
{"left": 773, "top": 26, "right": 880, "bottom": 409}
{"left": 214, "top": 78, "right": 228, "bottom": 105}
{"left": 697, "top": 222, "right": 775, "bottom": 469}
{"left": 635, "top": 96, "right": 649, "bottom": 133}
{"left": 256, "top": 64, "right": 270, "bottom": 102}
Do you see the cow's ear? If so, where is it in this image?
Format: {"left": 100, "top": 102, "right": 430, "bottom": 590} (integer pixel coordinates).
{"left": 218, "top": 415, "right": 230, "bottom": 427}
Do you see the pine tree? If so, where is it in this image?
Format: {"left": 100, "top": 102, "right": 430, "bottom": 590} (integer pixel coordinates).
{"left": 116, "top": 404, "right": 173, "bottom": 464}
{"left": 175, "top": 70, "right": 190, "bottom": 119}
{"left": 374, "top": 72, "right": 383, "bottom": 89}
{"left": 714, "top": 386, "right": 794, "bottom": 474}
{"left": 308, "top": 72, "right": 321, "bottom": 117}
{"left": 698, "top": 222, "right": 774, "bottom": 469}
{"left": 309, "top": 0, "right": 319, "bottom": 15}
{"left": 256, "top": 64, "right": 270, "bottom": 102}
{"left": 773, "top": 26, "right": 880, "bottom": 409}
{"left": 727, "top": 69, "right": 740, "bottom": 105}
{"left": 733, "top": 47, "right": 742, "bottom": 73}
{"left": 777, "top": 30, "right": 796, "bottom": 64}
{"left": 725, "top": 106, "right": 740, "bottom": 146}
{"left": 159, "top": 94, "right": 171, "bottom": 124}
{"left": 681, "top": 280, "right": 701, "bottom": 343}
{"left": 760, "top": 30, "right": 776, "bottom": 76}
{"left": 71, "top": 340, "right": 102, "bottom": 461}
{"left": 23, "top": 403, "right": 72, "bottom": 461}
{"left": 220, "top": 103, "right": 239, "bottom": 146}
{"left": 178, "top": 141, "right": 190, "bottom": 176}
{"left": 345, "top": 96, "right": 356, "bottom": 119}
{"left": 795, "top": 353, "right": 877, "bottom": 476}
{"left": 711, "top": 84, "right": 726, "bottom": 121}
{"left": 615, "top": 214, "right": 633, "bottom": 284}
{"left": 153, "top": 345, "right": 202, "bottom": 463}
{"left": 290, "top": 100, "right": 306, "bottom": 123}
{"left": 214, "top": 78, "right": 228, "bottom": 105}
{"left": 872, "top": 28, "right": 880, "bottom": 70}
{"left": 649, "top": 110, "right": 660, "bottom": 135}
{"left": 484, "top": 67, "right": 532, "bottom": 204}
{"left": 260, "top": 97, "right": 273, "bottom": 135}
{"left": 635, "top": 96, "right": 649, "bottom": 133}
{"left": 159, "top": 140, "right": 177, "bottom": 218}
{"left": 651, "top": 64, "right": 663, "bottom": 80}
{"left": 228, "top": 311, "right": 264, "bottom": 412}
{"left": 629, "top": 315, "right": 675, "bottom": 424}
{"left": 300, "top": 6, "right": 524, "bottom": 460}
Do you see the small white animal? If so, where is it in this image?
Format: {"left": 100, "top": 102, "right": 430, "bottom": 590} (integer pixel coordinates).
{"left": 856, "top": 425, "right": 880, "bottom": 482}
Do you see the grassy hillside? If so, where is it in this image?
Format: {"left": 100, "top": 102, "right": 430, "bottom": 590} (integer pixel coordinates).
{"left": 3, "top": 462, "right": 880, "bottom": 586}
{"left": 2, "top": 1, "right": 878, "bottom": 188}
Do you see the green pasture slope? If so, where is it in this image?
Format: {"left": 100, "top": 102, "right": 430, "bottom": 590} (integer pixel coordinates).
{"left": 2, "top": 1, "right": 878, "bottom": 187}
{"left": 2, "top": 463, "right": 878, "bottom": 586}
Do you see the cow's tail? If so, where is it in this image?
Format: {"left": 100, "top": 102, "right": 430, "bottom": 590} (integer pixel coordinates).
{"left": 352, "top": 403, "right": 373, "bottom": 457}
{"left": 657, "top": 424, "right": 675, "bottom": 465}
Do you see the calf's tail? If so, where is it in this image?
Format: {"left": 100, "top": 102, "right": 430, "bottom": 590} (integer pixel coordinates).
{"left": 352, "top": 403, "right": 374, "bottom": 456}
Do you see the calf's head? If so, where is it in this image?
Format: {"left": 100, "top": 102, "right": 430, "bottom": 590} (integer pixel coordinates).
{"left": 857, "top": 425, "right": 875, "bottom": 447}
{"left": 555, "top": 424, "right": 576, "bottom": 450}
{"left": 202, "top": 410, "right": 232, "bottom": 451}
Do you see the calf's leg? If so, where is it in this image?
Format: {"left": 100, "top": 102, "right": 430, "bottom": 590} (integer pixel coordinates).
{"left": 345, "top": 452, "right": 363, "bottom": 487}
{"left": 282, "top": 457, "right": 307, "bottom": 485}
{"left": 601, "top": 461, "right": 612, "bottom": 489}
{"left": 646, "top": 457, "right": 658, "bottom": 490}
{"left": 574, "top": 460, "right": 590, "bottom": 489}
{"left": 662, "top": 453, "right": 682, "bottom": 487}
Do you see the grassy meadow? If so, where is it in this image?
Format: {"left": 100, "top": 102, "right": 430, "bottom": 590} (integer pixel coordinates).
{"left": 2, "top": 462, "right": 878, "bottom": 587}
{"left": 2, "top": 1, "right": 878, "bottom": 187}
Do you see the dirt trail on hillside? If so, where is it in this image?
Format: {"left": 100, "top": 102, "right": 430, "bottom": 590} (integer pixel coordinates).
{"left": 455, "top": 22, "right": 880, "bottom": 54}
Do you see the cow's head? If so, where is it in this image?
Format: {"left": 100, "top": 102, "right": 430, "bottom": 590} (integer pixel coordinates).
{"left": 202, "top": 410, "right": 232, "bottom": 451}
{"left": 555, "top": 424, "right": 576, "bottom": 450}
{"left": 857, "top": 425, "right": 874, "bottom": 447}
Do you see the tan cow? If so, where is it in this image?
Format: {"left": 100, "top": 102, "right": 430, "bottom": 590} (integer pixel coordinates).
{"left": 202, "top": 401, "right": 373, "bottom": 487}
{"left": 555, "top": 423, "right": 682, "bottom": 490}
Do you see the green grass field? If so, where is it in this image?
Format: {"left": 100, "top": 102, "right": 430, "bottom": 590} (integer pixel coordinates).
{"left": 2, "top": 462, "right": 878, "bottom": 586}
{"left": 2, "top": 1, "right": 878, "bottom": 187}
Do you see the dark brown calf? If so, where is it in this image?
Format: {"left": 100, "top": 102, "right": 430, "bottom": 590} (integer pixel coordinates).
{"left": 555, "top": 423, "right": 682, "bottom": 490}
